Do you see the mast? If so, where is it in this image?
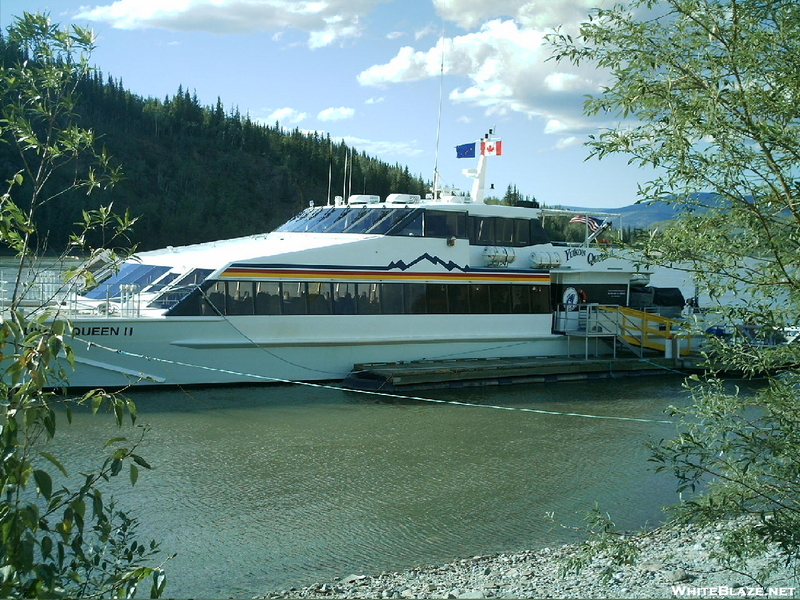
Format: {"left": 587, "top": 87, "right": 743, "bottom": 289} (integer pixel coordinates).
{"left": 432, "top": 27, "right": 446, "bottom": 201}
{"left": 463, "top": 129, "right": 498, "bottom": 204}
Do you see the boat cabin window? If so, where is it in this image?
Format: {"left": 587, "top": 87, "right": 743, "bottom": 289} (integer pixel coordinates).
{"left": 274, "top": 206, "right": 547, "bottom": 246}
{"left": 342, "top": 209, "right": 388, "bottom": 233}
{"left": 273, "top": 206, "right": 470, "bottom": 240}
{"left": 469, "top": 284, "right": 491, "bottom": 312}
{"left": 514, "top": 220, "right": 531, "bottom": 246}
{"left": 392, "top": 213, "right": 424, "bottom": 237}
{"left": 404, "top": 283, "right": 427, "bottom": 313}
{"left": 490, "top": 285, "right": 512, "bottom": 313}
{"left": 379, "top": 283, "right": 403, "bottom": 314}
{"left": 370, "top": 209, "right": 418, "bottom": 235}
{"left": 471, "top": 217, "right": 495, "bottom": 245}
{"left": 228, "top": 281, "right": 255, "bottom": 315}
{"left": 332, "top": 283, "right": 356, "bottom": 314}
{"left": 282, "top": 282, "right": 309, "bottom": 315}
{"left": 467, "top": 216, "right": 548, "bottom": 247}
{"left": 85, "top": 263, "right": 171, "bottom": 299}
{"left": 424, "top": 211, "right": 467, "bottom": 238}
{"left": 148, "top": 268, "right": 214, "bottom": 310}
{"left": 166, "top": 279, "right": 551, "bottom": 317}
{"left": 255, "top": 282, "right": 282, "bottom": 314}
{"left": 307, "top": 282, "right": 332, "bottom": 314}
{"left": 147, "top": 272, "right": 180, "bottom": 293}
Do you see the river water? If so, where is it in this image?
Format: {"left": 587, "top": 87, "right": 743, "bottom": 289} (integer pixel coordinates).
{"left": 9, "top": 258, "right": 698, "bottom": 597}
{"left": 49, "top": 376, "right": 689, "bottom": 598}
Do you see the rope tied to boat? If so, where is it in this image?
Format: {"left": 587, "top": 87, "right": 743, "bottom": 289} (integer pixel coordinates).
{"left": 74, "top": 338, "right": 676, "bottom": 425}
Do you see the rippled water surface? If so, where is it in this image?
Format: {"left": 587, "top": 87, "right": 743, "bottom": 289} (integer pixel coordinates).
{"left": 47, "top": 376, "right": 691, "bottom": 598}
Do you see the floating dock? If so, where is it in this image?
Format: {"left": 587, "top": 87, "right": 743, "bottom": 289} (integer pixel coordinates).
{"left": 343, "top": 355, "right": 691, "bottom": 391}
{"left": 343, "top": 306, "right": 707, "bottom": 391}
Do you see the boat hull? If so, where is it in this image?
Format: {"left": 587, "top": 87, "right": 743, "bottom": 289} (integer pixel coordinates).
{"left": 61, "top": 313, "right": 578, "bottom": 388}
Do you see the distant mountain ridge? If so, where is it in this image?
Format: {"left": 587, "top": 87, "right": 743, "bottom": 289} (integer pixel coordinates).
{"left": 569, "top": 193, "right": 721, "bottom": 228}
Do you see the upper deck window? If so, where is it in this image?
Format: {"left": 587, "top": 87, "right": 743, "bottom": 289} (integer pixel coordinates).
{"left": 84, "top": 263, "right": 171, "bottom": 299}
{"left": 468, "top": 216, "right": 549, "bottom": 247}
{"left": 274, "top": 206, "right": 468, "bottom": 239}
{"left": 424, "top": 211, "right": 467, "bottom": 238}
{"left": 273, "top": 206, "right": 546, "bottom": 246}
{"left": 148, "top": 268, "right": 214, "bottom": 309}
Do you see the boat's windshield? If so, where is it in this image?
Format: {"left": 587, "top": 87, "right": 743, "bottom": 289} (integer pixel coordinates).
{"left": 275, "top": 207, "right": 459, "bottom": 238}
{"left": 275, "top": 207, "right": 407, "bottom": 234}
{"left": 274, "top": 206, "right": 548, "bottom": 246}
{"left": 84, "top": 263, "right": 172, "bottom": 299}
{"left": 148, "top": 268, "right": 214, "bottom": 309}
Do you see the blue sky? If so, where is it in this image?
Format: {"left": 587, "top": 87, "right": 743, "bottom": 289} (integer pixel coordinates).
{"left": 1, "top": 0, "right": 652, "bottom": 208}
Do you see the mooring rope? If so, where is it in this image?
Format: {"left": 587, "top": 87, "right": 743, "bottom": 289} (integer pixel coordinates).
{"left": 76, "top": 338, "right": 676, "bottom": 425}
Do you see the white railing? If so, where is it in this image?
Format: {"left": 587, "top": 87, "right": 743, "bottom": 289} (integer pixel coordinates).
{"left": 553, "top": 303, "right": 698, "bottom": 359}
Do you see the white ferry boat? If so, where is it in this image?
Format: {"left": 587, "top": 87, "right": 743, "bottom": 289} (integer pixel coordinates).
{"left": 47, "top": 133, "right": 659, "bottom": 388}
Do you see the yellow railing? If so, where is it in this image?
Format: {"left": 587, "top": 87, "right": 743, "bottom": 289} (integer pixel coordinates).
{"left": 599, "top": 305, "right": 694, "bottom": 356}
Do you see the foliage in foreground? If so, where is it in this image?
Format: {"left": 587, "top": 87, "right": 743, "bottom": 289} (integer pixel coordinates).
{"left": 0, "top": 311, "right": 165, "bottom": 597}
{"left": 549, "top": 0, "right": 800, "bottom": 582}
{"left": 0, "top": 12, "right": 166, "bottom": 597}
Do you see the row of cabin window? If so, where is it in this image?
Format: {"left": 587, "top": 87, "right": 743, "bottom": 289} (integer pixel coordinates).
{"left": 277, "top": 206, "right": 549, "bottom": 247}
{"left": 168, "top": 280, "right": 551, "bottom": 316}
{"left": 400, "top": 212, "right": 549, "bottom": 247}
{"left": 467, "top": 215, "right": 549, "bottom": 247}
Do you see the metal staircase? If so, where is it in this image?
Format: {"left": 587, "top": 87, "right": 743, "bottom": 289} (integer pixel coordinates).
{"left": 553, "top": 304, "right": 696, "bottom": 359}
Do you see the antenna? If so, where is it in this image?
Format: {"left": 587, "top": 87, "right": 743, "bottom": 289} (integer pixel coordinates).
{"left": 348, "top": 148, "right": 353, "bottom": 199}
{"left": 432, "top": 22, "right": 446, "bottom": 200}
{"left": 326, "top": 139, "right": 333, "bottom": 206}
{"left": 342, "top": 146, "right": 348, "bottom": 202}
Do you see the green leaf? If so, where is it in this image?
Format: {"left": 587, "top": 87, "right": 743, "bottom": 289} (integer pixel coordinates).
{"left": 151, "top": 569, "right": 167, "bottom": 598}
{"left": 33, "top": 469, "right": 53, "bottom": 500}
{"left": 132, "top": 454, "right": 152, "bottom": 470}
{"left": 41, "top": 535, "right": 53, "bottom": 559}
{"left": 129, "top": 463, "right": 138, "bottom": 486}
{"left": 39, "top": 451, "right": 68, "bottom": 477}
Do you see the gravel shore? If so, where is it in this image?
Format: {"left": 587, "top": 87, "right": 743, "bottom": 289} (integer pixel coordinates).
{"left": 262, "top": 521, "right": 798, "bottom": 599}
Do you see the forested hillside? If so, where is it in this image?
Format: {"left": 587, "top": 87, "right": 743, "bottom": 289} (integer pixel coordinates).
{"left": 0, "top": 40, "right": 428, "bottom": 251}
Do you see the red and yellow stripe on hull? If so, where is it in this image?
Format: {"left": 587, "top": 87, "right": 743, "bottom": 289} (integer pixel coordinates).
{"left": 220, "top": 266, "right": 550, "bottom": 284}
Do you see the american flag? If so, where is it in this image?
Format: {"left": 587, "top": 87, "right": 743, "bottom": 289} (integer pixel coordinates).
{"left": 569, "top": 215, "right": 604, "bottom": 232}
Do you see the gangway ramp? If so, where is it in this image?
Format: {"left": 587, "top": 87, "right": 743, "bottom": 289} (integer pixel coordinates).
{"left": 554, "top": 304, "right": 696, "bottom": 359}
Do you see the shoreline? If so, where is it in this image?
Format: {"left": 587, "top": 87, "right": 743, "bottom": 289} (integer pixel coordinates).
{"left": 262, "top": 521, "right": 799, "bottom": 599}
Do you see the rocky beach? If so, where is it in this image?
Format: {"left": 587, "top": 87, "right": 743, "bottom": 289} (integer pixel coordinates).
{"left": 262, "top": 521, "right": 798, "bottom": 599}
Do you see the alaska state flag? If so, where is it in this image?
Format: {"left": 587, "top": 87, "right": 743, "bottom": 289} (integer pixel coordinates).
{"left": 456, "top": 142, "right": 476, "bottom": 158}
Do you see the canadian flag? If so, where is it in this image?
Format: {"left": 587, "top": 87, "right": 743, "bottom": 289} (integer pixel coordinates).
{"left": 481, "top": 140, "right": 503, "bottom": 156}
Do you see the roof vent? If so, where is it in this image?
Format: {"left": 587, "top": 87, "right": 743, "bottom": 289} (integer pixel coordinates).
{"left": 348, "top": 195, "right": 380, "bottom": 205}
{"left": 386, "top": 193, "right": 421, "bottom": 204}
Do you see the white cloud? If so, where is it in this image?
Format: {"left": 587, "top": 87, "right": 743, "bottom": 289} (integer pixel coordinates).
{"left": 555, "top": 136, "right": 580, "bottom": 149}
{"left": 318, "top": 106, "right": 355, "bottom": 121}
{"left": 414, "top": 23, "right": 439, "bottom": 41}
{"left": 432, "top": 0, "right": 533, "bottom": 29}
{"left": 359, "top": 2, "right": 616, "bottom": 144}
{"left": 75, "top": 0, "right": 383, "bottom": 48}
{"left": 433, "top": 0, "right": 602, "bottom": 30}
{"left": 365, "top": 96, "right": 385, "bottom": 104}
{"left": 266, "top": 107, "right": 308, "bottom": 124}
{"left": 340, "top": 136, "right": 424, "bottom": 159}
